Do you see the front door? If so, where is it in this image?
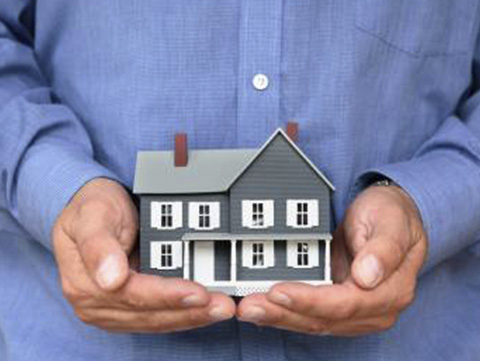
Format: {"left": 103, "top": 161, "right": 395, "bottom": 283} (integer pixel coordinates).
{"left": 194, "top": 241, "right": 214, "bottom": 285}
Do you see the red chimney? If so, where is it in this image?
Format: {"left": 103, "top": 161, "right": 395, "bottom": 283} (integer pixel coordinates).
{"left": 174, "top": 133, "right": 188, "bottom": 167}
{"left": 286, "top": 121, "right": 299, "bottom": 142}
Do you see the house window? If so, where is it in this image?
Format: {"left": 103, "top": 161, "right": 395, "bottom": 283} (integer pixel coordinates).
{"left": 287, "top": 240, "right": 320, "bottom": 268}
{"left": 242, "top": 200, "right": 274, "bottom": 229}
{"left": 198, "top": 204, "right": 210, "bottom": 228}
{"left": 252, "top": 242, "right": 265, "bottom": 267}
{"left": 161, "top": 204, "right": 173, "bottom": 228}
{"left": 297, "top": 202, "right": 308, "bottom": 226}
{"left": 286, "top": 200, "right": 319, "bottom": 228}
{"left": 297, "top": 242, "right": 309, "bottom": 266}
{"left": 188, "top": 202, "right": 220, "bottom": 230}
{"left": 150, "top": 241, "right": 183, "bottom": 270}
{"left": 151, "top": 202, "right": 183, "bottom": 230}
{"left": 160, "top": 243, "right": 173, "bottom": 268}
{"left": 252, "top": 202, "right": 264, "bottom": 227}
{"left": 242, "top": 240, "right": 274, "bottom": 268}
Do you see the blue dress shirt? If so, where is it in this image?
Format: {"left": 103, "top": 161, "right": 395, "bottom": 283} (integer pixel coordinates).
{"left": 1, "top": 1, "right": 480, "bottom": 360}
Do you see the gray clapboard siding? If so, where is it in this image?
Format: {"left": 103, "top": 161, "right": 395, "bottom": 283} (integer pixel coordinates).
{"left": 140, "top": 194, "right": 229, "bottom": 274}
{"left": 236, "top": 240, "right": 325, "bottom": 281}
{"left": 230, "top": 134, "right": 331, "bottom": 235}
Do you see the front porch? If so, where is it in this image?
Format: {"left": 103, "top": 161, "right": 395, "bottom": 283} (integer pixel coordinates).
{"left": 181, "top": 233, "right": 333, "bottom": 296}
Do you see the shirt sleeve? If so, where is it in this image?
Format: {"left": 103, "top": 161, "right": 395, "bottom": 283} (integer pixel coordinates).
{"left": 355, "top": 40, "right": 480, "bottom": 273}
{"left": 0, "top": 2, "right": 121, "bottom": 250}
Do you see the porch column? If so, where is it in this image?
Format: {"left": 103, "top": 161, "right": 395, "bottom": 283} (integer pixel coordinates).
{"left": 324, "top": 239, "right": 331, "bottom": 282}
{"left": 230, "top": 239, "right": 237, "bottom": 282}
{"left": 183, "top": 240, "right": 190, "bottom": 280}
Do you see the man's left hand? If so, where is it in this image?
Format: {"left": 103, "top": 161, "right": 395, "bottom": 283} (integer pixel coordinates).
{"left": 237, "top": 185, "right": 428, "bottom": 336}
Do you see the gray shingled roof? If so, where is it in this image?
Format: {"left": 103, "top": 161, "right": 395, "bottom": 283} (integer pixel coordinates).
{"left": 133, "top": 129, "right": 335, "bottom": 194}
{"left": 133, "top": 148, "right": 257, "bottom": 194}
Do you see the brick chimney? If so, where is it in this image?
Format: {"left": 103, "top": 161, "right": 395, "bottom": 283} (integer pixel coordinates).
{"left": 286, "top": 121, "right": 299, "bottom": 142}
{"left": 174, "top": 133, "right": 188, "bottom": 167}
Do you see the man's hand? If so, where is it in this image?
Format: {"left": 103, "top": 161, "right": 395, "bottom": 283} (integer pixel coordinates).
{"left": 52, "top": 178, "right": 235, "bottom": 333}
{"left": 237, "top": 185, "right": 428, "bottom": 336}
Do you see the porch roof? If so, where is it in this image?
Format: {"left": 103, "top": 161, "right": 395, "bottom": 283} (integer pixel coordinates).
{"left": 181, "top": 232, "right": 332, "bottom": 241}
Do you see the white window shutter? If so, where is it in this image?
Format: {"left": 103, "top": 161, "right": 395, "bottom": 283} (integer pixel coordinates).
{"left": 265, "top": 241, "right": 275, "bottom": 267}
{"left": 286, "top": 241, "right": 297, "bottom": 267}
{"left": 242, "top": 241, "right": 253, "bottom": 268}
{"left": 172, "top": 202, "right": 183, "bottom": 229}
{"left": 309, "top": 200, "right": 319, "bottom": 227}
{"left": 188, "top": 203, "right": 199, "bottom": 229}
{"left": 151, "top": 202, "right": 161, "bottom": 229}
{"left": 210, "top": 202, "right": 220, "bottom": 229}
{"left": 172, "top": 242, "right": 183, "bottom": 268}
{"left": 264, "top": 200, "right": 274, "bottom": 227}
{"left": 242, "top": 201, "right": 253, "bottom": 228}
{"left": 309, "top": 240, "right": 319, "bottom": 267}
{"left": 286, "top": 200, "right": 297, "bottom": 227}
{"left": 150, "top": 242, "right": 162, "bottom": 269}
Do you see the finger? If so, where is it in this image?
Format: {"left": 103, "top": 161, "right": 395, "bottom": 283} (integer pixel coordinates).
{"left": 79, "top": 293, "right": 235, "bottom": 333}
{"left": 351, "top": 225, "right": 413, "bottom": 289}
{"left": 331, "top": 225, "right": 353, "bottom": 282}
{"left": 75, "top": 229, "right": 131, "bottom": 292}
{"left": 111, "top": 274, "right": 212, "bottom": 311}
{"left": 238, "top": 293, "right": 330, "bottom": 335}
{"left": 265, "top": 281, "right": 396, "bottom": 320}
{"left": 326, "top": 313, "right": 398, "bottom": 337}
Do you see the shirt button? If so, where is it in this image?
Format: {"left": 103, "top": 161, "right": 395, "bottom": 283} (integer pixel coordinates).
{"left": 252, "top": 73, "right": 269, "bottom": 91}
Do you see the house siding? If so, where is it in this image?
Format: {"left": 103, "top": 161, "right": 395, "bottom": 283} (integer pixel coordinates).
{"left": 140, "top": 194, "right": 229, "bottom": 275}
{"left": 230, "top": 134, "right": 332, "bottom": 235}
{"left": 236, "top": 240, "right": 326, "bottom": 281}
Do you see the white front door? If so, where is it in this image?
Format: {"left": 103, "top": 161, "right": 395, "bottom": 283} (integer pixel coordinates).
{"left": 194, "top": 241, "right": 214, "bottom": 285}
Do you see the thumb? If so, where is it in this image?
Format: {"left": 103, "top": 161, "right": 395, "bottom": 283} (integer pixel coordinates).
{"left": 75, "top": 228, "right": 131, "bottom": 291}
{"left": 350, "top": 227, "right": 412, "bottom": 289}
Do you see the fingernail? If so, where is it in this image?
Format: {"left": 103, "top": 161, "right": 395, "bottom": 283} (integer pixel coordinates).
{"left": 182, "top": 294, "right": 206, "bottom": 308}
{"left": 269, "top": 291, "right": 292, "bottom": 307}
{"left": 358, "top": 254, "right": 383, "bottom": 288}
{"left": 97, "top": 255, "right": 121, "bottom": 289}
{"left": 209, "top": 306, "right": 233, "bottom": 322}
{"left": 240, "top": 306, "right": 266, "bottom": 323}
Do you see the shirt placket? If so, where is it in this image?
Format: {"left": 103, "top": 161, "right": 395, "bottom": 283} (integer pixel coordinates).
{"left": 236, "top": 0, "right": 283, "bottom": 148}
{"left": 236, "top": 0, "right": 287, "bottom": 360}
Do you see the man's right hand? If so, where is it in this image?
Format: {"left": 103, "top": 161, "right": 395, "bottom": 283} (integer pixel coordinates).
{"left": 52, "top": 178, "right": 235, "bottom": 333}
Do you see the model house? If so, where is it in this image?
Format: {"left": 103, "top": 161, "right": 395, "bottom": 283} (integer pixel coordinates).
{"left": 133, "top": 123, "right": 335, "bottom": 296}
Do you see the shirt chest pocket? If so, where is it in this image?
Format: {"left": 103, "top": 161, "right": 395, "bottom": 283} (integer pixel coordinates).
{"left": 355, "top": 0, "right": 478, "bottom": 57}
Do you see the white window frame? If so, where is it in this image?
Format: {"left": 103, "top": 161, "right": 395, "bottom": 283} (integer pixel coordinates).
{"left": 150, "top": 241, "right": 183, "bottom": 270}
{"left": 286, "top": 200, "right": 319, "bottom": 228}
{"left": 242, "top": 240, "right": 275, "bottom": 268}
{"left": 287, "top": 240, "right": 319, "bottom": 268}
{"left": 242, "top": 200, "right": 274, "bottom": 229}
{"left": 151, "top": 202, "right": 183, "bottom": 230}
{"left": 188, "top": 202, "right": 220, "bottom": 230}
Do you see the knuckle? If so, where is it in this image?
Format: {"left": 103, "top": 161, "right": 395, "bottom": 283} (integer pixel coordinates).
{"left": 74, "top": 308, "right": 96, "bottom": 325}
{"left": 336, "top": 301, "right": 357, "bottom": 319}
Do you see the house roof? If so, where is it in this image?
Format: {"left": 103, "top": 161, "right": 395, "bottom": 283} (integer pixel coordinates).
{"left": 133, "top": 128, "right": 335, "bottom": 194}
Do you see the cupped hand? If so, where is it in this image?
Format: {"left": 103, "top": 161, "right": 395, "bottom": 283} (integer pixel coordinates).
{"left": 52, "top": 178, "right": 235, "bottom": 333}
{"left": 237, "top": 185, "right": 428, "bottom": 336}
